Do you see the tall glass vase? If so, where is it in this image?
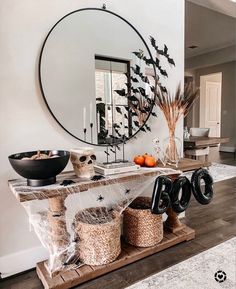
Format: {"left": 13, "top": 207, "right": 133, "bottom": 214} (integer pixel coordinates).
{"left": 163, "top": 129, "right": 181, "bottom": 167}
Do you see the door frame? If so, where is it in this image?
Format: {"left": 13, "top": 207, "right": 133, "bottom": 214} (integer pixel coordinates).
{"left": 199, "top": 72, "right": 222, "bottom": 136}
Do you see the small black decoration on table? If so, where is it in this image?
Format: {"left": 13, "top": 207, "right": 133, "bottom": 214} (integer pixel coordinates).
{"left": 60, "top": 180, "right": 76, "bottom": 186}
{"left": 97, "top": 194, "right": 104, "bottom": 202}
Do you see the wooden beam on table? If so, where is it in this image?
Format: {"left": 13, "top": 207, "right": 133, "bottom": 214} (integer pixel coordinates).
{"left": 8, "top": 168, "right": 181, "bottom": 203}
{"left": 8, "top": 158, "right": 209, "bottom": 203}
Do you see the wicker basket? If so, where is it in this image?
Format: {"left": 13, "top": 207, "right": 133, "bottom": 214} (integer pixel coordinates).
{"left": 74, "top": 207, "right": 121, "bottom": 265}
{"left": 123, "top": 197, "right": 163, "bottom": 247}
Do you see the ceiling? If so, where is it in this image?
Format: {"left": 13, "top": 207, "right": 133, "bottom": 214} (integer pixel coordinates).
{"left": 187, "top": 0, "right": 236, "bottom": 18}
{"left": 185, "top": 1, "right": 236, "bottom": 58}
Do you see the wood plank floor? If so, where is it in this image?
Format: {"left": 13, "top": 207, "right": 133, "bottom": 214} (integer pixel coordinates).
{"left": 0, "top": 152, "right": 235, "bottom": 289}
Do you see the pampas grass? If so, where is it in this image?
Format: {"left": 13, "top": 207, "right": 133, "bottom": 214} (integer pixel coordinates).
{"left": 155, "top": 82, "right": 199, "bottom": 164}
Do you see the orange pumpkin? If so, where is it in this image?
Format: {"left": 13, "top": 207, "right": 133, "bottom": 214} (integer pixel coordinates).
{"left": 143, "top": 153, "right": 150, "bottom": 160}
{"left": 133, "top": 155, "right": 145, "bottom": 166}
{"left": 144, "top": 155, "right": 157, "bottom": 167}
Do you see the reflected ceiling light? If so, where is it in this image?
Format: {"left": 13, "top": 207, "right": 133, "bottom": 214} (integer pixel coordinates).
{"left": 230, "top": 0, "right": 236, "bottom": 3}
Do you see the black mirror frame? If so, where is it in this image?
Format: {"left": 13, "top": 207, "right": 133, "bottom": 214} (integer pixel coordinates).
{"left": 38, "top": 7, "right": 157, "bottom": 146}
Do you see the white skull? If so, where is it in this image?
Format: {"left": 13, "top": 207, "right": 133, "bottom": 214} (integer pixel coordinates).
{"left": 70, "top": 147, "right": 96, "bottom": 179}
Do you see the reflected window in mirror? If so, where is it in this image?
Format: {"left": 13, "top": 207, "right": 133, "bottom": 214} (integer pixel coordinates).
{"left": 95, "top": 56, "right": 131, "bottom": 145}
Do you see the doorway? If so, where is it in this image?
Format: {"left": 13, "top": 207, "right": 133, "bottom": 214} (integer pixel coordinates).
{"left": 199, "top": 72, "right": 222, "bottom": 137}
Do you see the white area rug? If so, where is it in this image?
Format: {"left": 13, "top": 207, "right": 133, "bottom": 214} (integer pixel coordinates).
{"left": 126, "top": 237, "right": 236, "bottom": 289}
{"left": 183, "top": 162, "right": 236, "bottom": 183}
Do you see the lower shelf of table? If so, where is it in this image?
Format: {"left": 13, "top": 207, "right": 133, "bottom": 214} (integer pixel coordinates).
{"left": 36, "top": 226, "right": 195, "bottom": 289}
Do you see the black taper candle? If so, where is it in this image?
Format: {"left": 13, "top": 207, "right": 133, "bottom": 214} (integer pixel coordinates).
{"left": 83, "top": 128, "right": 87, "bottom": 142}
{"left": 90, "top": 123, "right": 93, "bottom": 143}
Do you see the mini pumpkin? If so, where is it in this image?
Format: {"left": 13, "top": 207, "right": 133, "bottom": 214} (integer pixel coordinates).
{"left": 144, "top": 155, "right": 157, "bottom": 167}
{"left": 143, "top": 153, "right": 150, "bottom": 160}
{"left": 133, "top": 155, "right": 145, "bottom": 166}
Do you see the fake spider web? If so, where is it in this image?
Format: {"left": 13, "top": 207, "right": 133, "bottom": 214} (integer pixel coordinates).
{"left": 18, "top": 168, "right": 180, "bottom": 275}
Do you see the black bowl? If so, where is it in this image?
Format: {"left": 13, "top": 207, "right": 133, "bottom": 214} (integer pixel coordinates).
{"left": 8, "top": 150, "right": 70, "bottom": 186}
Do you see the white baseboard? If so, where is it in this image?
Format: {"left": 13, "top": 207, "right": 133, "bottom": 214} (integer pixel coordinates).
{"left": 0, "top": 245, "right": 48, "bottom": 278}
{"left": 220, "top": 146, "right": 235, "bottom": 153}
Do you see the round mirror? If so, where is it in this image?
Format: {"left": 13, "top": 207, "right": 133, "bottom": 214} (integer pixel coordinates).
{"left": 39, "top": 8, "right": 156, "bottom": 146}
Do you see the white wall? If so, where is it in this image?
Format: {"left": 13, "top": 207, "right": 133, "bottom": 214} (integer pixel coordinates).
{"left": 0, "top": 0, "right": 184, "bottom": 276}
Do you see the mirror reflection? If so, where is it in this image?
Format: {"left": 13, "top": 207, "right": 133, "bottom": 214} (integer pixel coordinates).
{"left": 39, "top": 9, "right": 155, "bottom": 145}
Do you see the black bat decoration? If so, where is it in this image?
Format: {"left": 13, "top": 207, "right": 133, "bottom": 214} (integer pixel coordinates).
{"left": 96, "top": 97, "right": 102, "bottom": 101}
{"left": 110, "top": 148, "right": 115, "bottom": 153}
{"left": 130, "top": 76, "right": 139, "bottom": 83}
{"left": 131, "top": 65, "right": 141, "bottom": 75}
{"left": 125, "top": 189, "right": 131, "bottom": 195}
{"left": 113, "top": 123, "right": 121, "bottom": 129}
{"left": 133, "top": 120, "right": 140, "bottom": 128}
{"left": 140, "top": 126, "right": 146, "bottom": 132}
{"left": 124, "top": 114, "right": 128, "bottom": 119}
{"left": 150, "top": 36, "right": 175, "bottom": 66}
{"left": 138, "top": 87, "right": 146, "bottom": 96}
{"left": 116, "top": 145, "right": 121, "bottom": 151}
{"left": 128, "top": 95, "right": 139, "bottom": 102}
{"left": 91, "top": 175, "right": 105, "bottom": 181}
{"left": 131, "top": 111, "right": 138, "bottom": 117}
{"left": 115, "top": 129, "right": 122, "bottom": 137}
{"left": 97, "top": 195, "right": 104, "bottom": 202}
{"left": 141, "top": 75, "right": 150, "bottom": 84}
{"left": 60, "top": 180, "right": 75, "bottom": 186}
{"left": 132, "top": 51, "right": 154, "bottom": 67}
{"left": 143, "top": 56, "right": 154, "bottom": 66}
{"left": 131, "top": 87, "right": 140, "bottom": 94}
{"left": 145, "top": 124, "right": 151, "bottom": 132}
{"left": 116, "top": 107, "right": 122, "bottom": 114}
{"left": 160, "top": 85, "right": 168, "bottom": 93}
{"left": 132, "top": 51, "right": 144, "bottom": 59}
{"left": 155, "top": 58, "right": 168, "bottom": 77}
{"left": 104, "top": 151, "right": 110, "bottom": 156}
{"left": 151, "top": 112, "right": 158, "bottom": 117}
{"left": 150, "top": 85, "right": 155, "bottom": 92}
{"left": 131, "top": 65, "right": 150, "bottom": 84}
{"left": 114, "top": 88, "right": 126, "bottom": 96}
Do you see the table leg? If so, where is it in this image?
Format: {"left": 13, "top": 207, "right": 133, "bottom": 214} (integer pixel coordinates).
{"left": 164, "top": 208, "right": 186, "bottom": 233}
{"left": 47, "top": 196, "right": 71, "bottom": 275}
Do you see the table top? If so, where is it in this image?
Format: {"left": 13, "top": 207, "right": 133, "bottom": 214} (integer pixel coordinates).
{"left": 8, "top": 167, "right": 181, "bottom": 203}
{"left": 184, "top": 136, "right": 229, "bottom": 148}
{"left": 8, "top": 158, "right": 208, "bottom": 203}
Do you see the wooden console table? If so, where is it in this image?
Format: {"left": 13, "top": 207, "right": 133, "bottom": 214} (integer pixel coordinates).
{"left": 8, "top": 159, "right": 204, "bottom": 289}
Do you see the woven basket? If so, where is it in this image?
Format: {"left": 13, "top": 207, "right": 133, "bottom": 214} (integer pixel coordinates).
{"left": 123, "top": 197, "right": 163, "bottom": 247}
{"left": 74, "top": 207, "right": 121, "bottom": 265}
